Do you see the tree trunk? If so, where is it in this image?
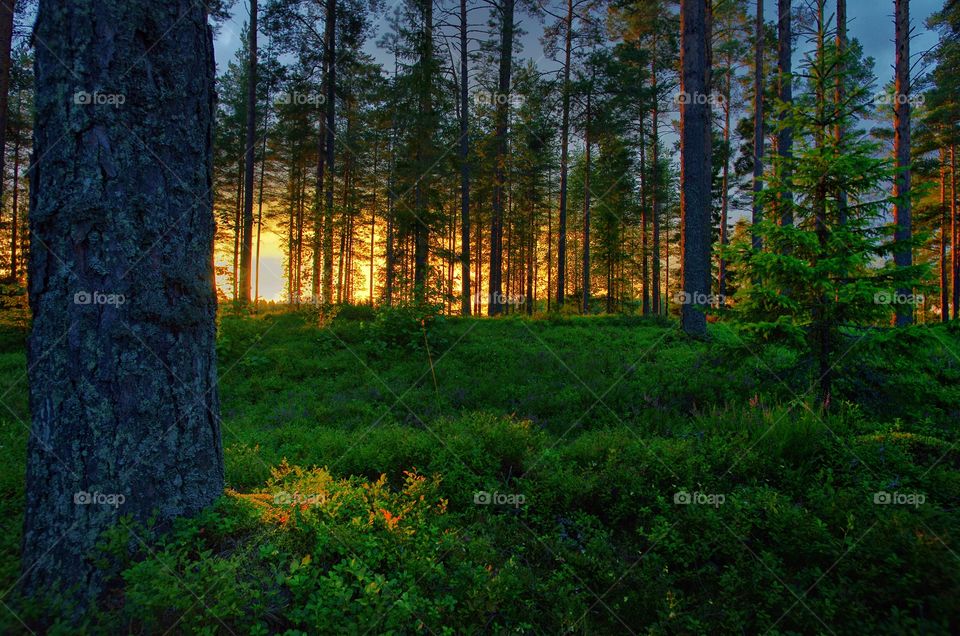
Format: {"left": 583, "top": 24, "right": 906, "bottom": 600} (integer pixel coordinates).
{"left": 777, "top": 0, "right": 793, "bottom": 228}
{"left": 9, "top": 85, "right": 21, "bottom": 280}
{"left": 835, "top": 0, "right": 847, "bottom": 226}
{"left": 941, "top": 147, "right": 949, "bottom": 322}
{"left": 0, "top": 0, "right": 16, "bottom": 249}
{"left": 893, "top": 0, "right": 913, "bottom": 327}
{"left": 952, "top": 144, "right": 958, "bottom": 320}
{"left": 751, "top": 0, "right": 763, "bottom": 251}
{"left": 719, "top": 48, "right": 732, "bottom": 300}
{"left": 322, "top": 0, "right": 336, "bottom": 304}
{"left": 679, "top": 0, "right": 712, "bottom": 338}
{"left": 240, "top": 0, "right": 257, "bottom": 304}
{"left": 24, "top": 0, "right": 223, "bottom": 598}
{"left": 489, "top": 0, "right": 515, "bottom": 315}
{"left": 556, "top": 0, "right": 573, "bottom": 307}
{"left": 651, "top": 47, "right": 662, "bottom": 315}
{"left": 640, "top": 113, "right": 650, "bottom": 316}
{"left": 459, "top": 0, "right": 471, "bottom": 315}
{"left": 582, "top": 87, "right": 592, "bottom": 314}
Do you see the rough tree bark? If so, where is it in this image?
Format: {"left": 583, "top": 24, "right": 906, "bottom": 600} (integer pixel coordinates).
{"left": 23, "top": 0, "right": 223, "bottom": 598}
{"left": 679, "top": 0, "right": 712, "bottom": 338}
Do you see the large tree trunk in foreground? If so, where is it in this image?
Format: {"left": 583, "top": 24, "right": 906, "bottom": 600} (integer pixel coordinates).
{"left": 679, "top": 0, "right": 712, "bottom": 338}
{"left": 23, "top": 0, "right": 223, "bottom": 598}
{"left": 893, "top": 0, "right": 913, "bottom": 326}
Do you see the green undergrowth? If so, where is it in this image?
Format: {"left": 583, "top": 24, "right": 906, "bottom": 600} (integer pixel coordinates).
{"left": 1, "top": 308, "right": 959, "bottom": 633}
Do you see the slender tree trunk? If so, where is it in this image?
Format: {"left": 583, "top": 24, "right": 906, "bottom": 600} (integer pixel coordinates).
{"left": 24, "top": 0, "right": 222, "bottom": 597}
{"left": 233, "top": 162, "right": 242, "bottom": 300}
{"left": 0, "top": 0, "right": 16, "bottom": 244}
{"left": 255, "top": 103, "right": 269, "bottom": 308}
{"left": 489, "top": 0, "right": 515, "bottom": 315}
{"left": 777, "top": 0, "right": 793, "bottom": 228}
{"left": 679, "top": 0, "right": 712, "bottom": 338}
{"left": 813, "top": 0, "right": 831, "bottom": 404}
{"left": 719, "top": 49, "right": 732, "bottom": 300}
{"left": 752, "top": 0, "right": 764, "bottom": 251}
{"left": 240, "top": 0, "right": 257, "bottom": 304}
{"left": 413, "top": 0, "right": 433, "bottom": 301}
{"left": 952, "top": 144, "right": 958, "bottom": 320}
{"left": 640, "top": 114, "right": 650, "bottom": 315}
{"left": 582, "top": 87, "right": 592, "bottom": 314}
{"left": 651, "top": 48, "right": 662, "bottom": 315}
{"left": 893, "top": 0, "right": 913, "bottom": 327}
{"left": 835, "top": 0, "right": 847, "bottom": 226}
{"left": 941, "top": 147, "right": 949, "bottom": 322}
{"left": 547, "top": 168, "right": 553, "bottom": 311}
{"left": 557, "top": 0, "right": 573, "bottom": 306}
{"left": 459, "top": 0, "right": 471, "bottom": 315}
{"left": 322, "top": 0, "right": 336, "bottom": 304}
{"left": 9, "top": 86, "right": 21, "bottom": 280}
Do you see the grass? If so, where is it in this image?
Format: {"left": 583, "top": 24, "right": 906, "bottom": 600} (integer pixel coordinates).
{"left": 2, "top": 307, "right": 960, "bottom": 633}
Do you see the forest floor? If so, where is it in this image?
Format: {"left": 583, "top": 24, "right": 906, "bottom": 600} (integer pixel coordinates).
{"left": 1, "top": 308, "right": 960, "bottom": 633}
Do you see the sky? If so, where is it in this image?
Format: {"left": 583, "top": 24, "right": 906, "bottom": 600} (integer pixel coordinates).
{"left": 212, "top": 0, "right": 948, "bottom": 302}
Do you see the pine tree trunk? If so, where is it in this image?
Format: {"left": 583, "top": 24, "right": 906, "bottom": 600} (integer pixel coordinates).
{"left": 752, "top": 0, "right": 764, "bottom": 251}
{"left": 835, "top": 0, "right": 847, "bottom": 226}
{"left": 651, "top": 48, "right": 662, "bottom": 315}
{"left": 459, "top": 0, "right": 471, "bottom": 316}
{"left": 322, "top": 0, "right": 336, "bottom": 304}
{"left": 777, "top": 0, "right": 793, "bottom": 228}
{"left": 893, "top": 0, "right": 913, "bottom": 327}
{"left": 582, "top": 88, "right": 592, "bottom": 314}
{"left": 489, "top": 0, "right": 515, "bottom": 315}
{"left": 240, "top": 0, "right": 257, "bottom": 304}
{"left": 23, "top": 0, "right": 223, "bottom": 598}
{"left": 941, "top": 147, "right": 949, "bottom": 322}
{"left": 556, "top": 0, "right": 573, "bottom": 307}
{"left": 679, "top": 0, "right": 712, "bottom": 338}
{"left": 0, "top": 0, "right": 16, "bottom": 243}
